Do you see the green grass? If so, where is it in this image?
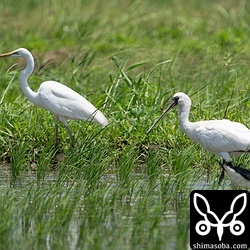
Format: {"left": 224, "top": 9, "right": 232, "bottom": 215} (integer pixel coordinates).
{"left": 0, "top": 0, "right": 250, "bottom": 249}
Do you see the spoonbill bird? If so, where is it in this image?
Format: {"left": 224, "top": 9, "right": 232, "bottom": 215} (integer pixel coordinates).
{"left": 219, "top": 162, "right": 250, "bottom": 188}
{"left": 146, "top": 92, "right": 250, "bottom": 166}
{"left": 0, "top": 48, "right": 108, "bottom": 147}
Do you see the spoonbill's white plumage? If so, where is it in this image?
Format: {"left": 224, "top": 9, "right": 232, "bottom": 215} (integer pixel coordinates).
{"left": 219, "top": 162, "right": 250, "bottom": 188}
{"left": 0, "top": 48, "right": 108, "bottom": 147}
{"left": 146, "top": 92, "right": 250, "bottom": 164}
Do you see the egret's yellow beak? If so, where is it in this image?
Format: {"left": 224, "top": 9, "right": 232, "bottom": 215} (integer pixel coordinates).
{"left": 0, "top": 51, "right": 14, "bottom": 57}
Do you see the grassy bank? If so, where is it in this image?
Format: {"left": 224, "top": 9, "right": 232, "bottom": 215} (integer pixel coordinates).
{"left": 0, "top": 0, "right": 249, "bottom": 249}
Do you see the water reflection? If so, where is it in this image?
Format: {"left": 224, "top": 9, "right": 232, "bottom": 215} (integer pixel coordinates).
{"left": 0, "top": 163, "right": 231, "bottom": 250}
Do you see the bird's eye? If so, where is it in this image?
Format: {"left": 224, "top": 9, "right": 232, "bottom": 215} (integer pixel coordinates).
{"left": 173, "top": 96, "right": 179, "bottom": 104}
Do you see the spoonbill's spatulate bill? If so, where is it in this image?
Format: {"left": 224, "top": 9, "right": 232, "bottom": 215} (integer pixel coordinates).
{"left": 219, "top": 162, "right": 250, "bottom": 188}
{"left": 147, "top": 92, "right": 250, "bottom": 164}
{"left": 0, "top": 48, "right": 108, "bottom": 147}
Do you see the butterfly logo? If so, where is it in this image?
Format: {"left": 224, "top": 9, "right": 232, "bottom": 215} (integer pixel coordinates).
{"left": 193, "top": 193, "right": 246, "bottom": 241}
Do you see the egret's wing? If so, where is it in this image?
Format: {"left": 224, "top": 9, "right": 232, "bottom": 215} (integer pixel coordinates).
{"left": 38, "top": 81, "right": 108, "bottom": 125}
{"left": 38, "top": 81, "right": 97, "bottom": 119}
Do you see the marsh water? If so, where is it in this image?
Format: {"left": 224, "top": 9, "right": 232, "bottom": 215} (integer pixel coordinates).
{"left": 0, "top": 163, "right": 221, "bottom": 250}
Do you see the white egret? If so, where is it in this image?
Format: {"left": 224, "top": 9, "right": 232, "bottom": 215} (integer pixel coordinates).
{"left": 0, "top": 48, "right": 108, "bottom": 147}
{"left": 146, "top": 92, "right": 250, "bottom": 165}
{"left": 219, "top": 162, "right": 250, "bottom": 188}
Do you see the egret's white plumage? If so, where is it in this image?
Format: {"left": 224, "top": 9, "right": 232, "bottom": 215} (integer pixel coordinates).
{"left": 0, "top": 48, "right": 108, "bottom": 146}
{"left": 147, "top": 92, "right": 250, "bottom": 163}
{"left": 219, "top": 162, "right": 250, "bottom": 188}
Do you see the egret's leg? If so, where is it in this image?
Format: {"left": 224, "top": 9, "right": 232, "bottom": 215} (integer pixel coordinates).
{"left": 65, "top": 126, "right": 76, "bottom": 147}
{"left": 54, "top": 115, "right": 60, "bottom": 147}
{"left": 60, "top": 117, "right": 76, "bottom": 147}
{"left": 55, "top": 123, "right": 59, "bottom": 146}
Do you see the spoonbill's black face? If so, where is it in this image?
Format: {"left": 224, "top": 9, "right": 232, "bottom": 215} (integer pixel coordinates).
{"left": 172, "top": 96, "right": 179, "bottom": 105}
{"left": 169, "top": 96, "right": 180, "bottom": 109}
{"left": 146, "top": 92, "right": 192, "bottom": 134}
{"left": 171, "top": 92, "right": 192, "bottom": 108}
{"left": 146, "top": 95, "right": 180, "bottom": 134}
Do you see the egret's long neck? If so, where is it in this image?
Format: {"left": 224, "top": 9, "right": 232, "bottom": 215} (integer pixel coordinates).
{"left": 20, "top": 55, "right": 40, "bottom": 106}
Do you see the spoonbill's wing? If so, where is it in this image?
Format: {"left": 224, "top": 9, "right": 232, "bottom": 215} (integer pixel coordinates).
{"left": 194, "top": 120, "right": 250, "bottom": 154}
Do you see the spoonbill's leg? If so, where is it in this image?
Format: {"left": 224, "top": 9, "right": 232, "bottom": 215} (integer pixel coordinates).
{"left": 218, "top": 170, "right": 225, "bottom": 184}
{"left": 218, "top": 160, "right": 233, "bottom": 184}
{"left": 218, "top": 152, "right": 231, "bottom": 163}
